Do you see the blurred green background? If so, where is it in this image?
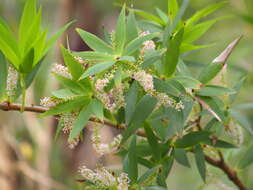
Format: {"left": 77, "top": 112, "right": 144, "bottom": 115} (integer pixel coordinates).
{"left": 0, "top": 0, "right": 252, "bottom": 189}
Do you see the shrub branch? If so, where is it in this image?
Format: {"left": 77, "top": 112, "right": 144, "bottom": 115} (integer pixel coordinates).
{"left": 0, "top": 102, "right": 248, "bottom": 190}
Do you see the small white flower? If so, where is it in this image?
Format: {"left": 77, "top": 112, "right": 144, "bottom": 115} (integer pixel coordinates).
{"left": 6, "top": 65, "right": 18, "bottom": 96}
{"left": 95, "top": 78, "right": 109, "bottom": 91}
{"left": 140, "top": 31, "right": 156, "bottom": 52}
{"left": 91, "top": 125, "right": 122, "bottom": 155}
{"left": 175, "top": 101, "right": 184, "bottom": 111}
{"left": 40, "top": 97, "right": 58, "bottom": 108}
{"left": 142, "top": 40, "right": 156, "bottom": 51}
{"left": 61, "top": 112, "right": 78, "bottom": 134}
{"left": 133, "top": 71, "right": 154, "bottom": 92}
{"left": 78, "top": 165, "right": 97, "bottom": 182}
{"left": 117, "top": 173, "right": 130, "bottom": 190}
{"left": 51, "top": 63, "right": 71, "bottom": 78}
{"left": 95, "top": 167, "right": 116, "bottom": 186}
{"left": 68, "top": 137, "right": 80, "bottom": 149}
{"left": 140, "top": 31, "right": 150, "bottom": 37}
{"left": 74, "top": 56, "right": 85, "bottom": 64}
{"left": 96, "top": 85, "right": 125, "bottom": 113}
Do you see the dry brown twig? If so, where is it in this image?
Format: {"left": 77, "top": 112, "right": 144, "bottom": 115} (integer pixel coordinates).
{"left": 0, "top": 102, "right": 248, "bottom": 190}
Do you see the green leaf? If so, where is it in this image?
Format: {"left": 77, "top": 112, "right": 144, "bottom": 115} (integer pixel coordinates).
{"left": 174, "top": 131, "right": 212, "bottom": 148}
{"left": 173, "top": 76, "right": 201, "bottom": 89}
{"left": 238, "top": 145, "right": 253, "bottom": 169}
{"left": 144, "top": 123, "right": 161, "bottom": 161}
{"left": 153, "top": 78, "right": 181, "bottom": 97}
{"left": 137, "top": 157, "right": 154, "bottom": 168}
{"left": 54, "top": 74, "right": 88, "bottom": 94}
{"left": 126, "top": 135, "right": 138, "bottom": 184}
{"left": 20, "top": 48, "right": 35, "bottom": 73}
{"left": 196, "top": 85, "right": 235, "bottom": 97}
{"left": 73, "top": 51, "right": 115, "bottom": 61}
{"left": 24, "top": 57, "right": 43, "bottom": 88}
{"left": 163, "top": 28, "right": 184, "bottom": 77}
{"left": 184, "top": 19, "right": 216, "bottom": 43}
{"left": 186, "top": 1, "right": 226, "bottom": 26}
{"left": 133, "top": 9, "right": 164, "bottom": 26}
{"left": 164, "top": 107, "right": 184, "bottom": 134}
{"left": 174, "top": 148, "right": 190, "bottom": 167}
{"left": 164, "top": 0, "right": 189, "bottom": 41}
{"left": 229, "top": 77, "right": 245, "bottom": 104}
{"left": 76, "top": 28, "right": 113, "bottom": 54}
{"left": 156, "top": 8, "right": 168, "bottom": 24}
{"left": 180, "top": 43, "right": 214, "bottom": 54}
{"left": 0, "top": 19, "right": 20, "bottom": 57}
{"left": 150, "top": 119, "right": 169, "bottom": 141}
{"left": 199, "top": 37, "right": 241, "bottom": 84}
{"left": 0, "top": 53, "right": 7, "bottom": 98}
{"left": 199, "top": 96, "right": 225, "bottom": 122}
{"left": 157, "top": 156, "right": 174, "bottom": 187}
{"left": 0, "top": 37, "right": 19, "bottom": 68}
{"left": 144, "top": 186, "right": 167, "bottom": 190}
{"left": 138, "top": 166, "right": 159, "bottom": 184}
{"left": 198, "top": 63, "right": 223, "bottom": 84}
{"left": 69, "top": 102, "right": 92, "bottom": 140}
{"left": 142, "top": 50, "right": 164, "bottom": 69}
{"left": 91, "top": 99, "right": 104, "bottom": 121}
{"left": 54, "top": 117, "right": 64, "bottom": 141}
{"left": 79, "top": 61, "right": 115, "bottom": 79}
{"left": 61, "top": 46, "right": 84, "bottom": 80}
{"left": 45, "top": 21, "right": 73, "bottom": 53}
{"left": 176, "top": 59, "right": 192, "bottom": 77}
{"left": 123, "top": 32, "right": 159, "bottom": 56}
{"left": 125, "top": 82, "right": 138, "bottom": 125}
{"left": 33, "top": 30, "right": 47, "bottom": 64}
{"left": 42, "top": 96, "right": 90, "bottom": 116}
{"left": 168, "top": 0, "right": 178, "bottom": 20}
{"left": 122, "top": 95, "right": 157, "bottom": 143}
{"left": 24, "top": 8, "right": 42, "bottom": 53}
{"left": 194, "top": 144, "right": 206, "bottom": 181}
{"left": 212, "top": 36, "right": 242, "bottom": 64}
{"left": 115, "top": 5, "right": 126, "bottom": 54}
{"left": 229, "top": 109, "right": 253, "bottom": 134}
{"left": 52, "top": 89, "right": 75, "bottom": 99}
{"left": 207, "top": 139, "right": 237, "bottom": 149}
{"left": 19, "top": 0, "right": 36, "bottom": 50}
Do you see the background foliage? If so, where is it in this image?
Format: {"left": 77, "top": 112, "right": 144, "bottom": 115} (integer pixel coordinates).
{"left": 0, "top": 0, "right": 253, "bottom": 190}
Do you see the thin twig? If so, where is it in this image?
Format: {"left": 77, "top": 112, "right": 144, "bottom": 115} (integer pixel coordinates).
{"left": 205, "top": 154, "right": 248, "bottom": 190}
{"left": 0, "top": 102, "right": 147, "bottom": 137}
{"left": 0, "top": 102, "right": 248, "bottom": 190}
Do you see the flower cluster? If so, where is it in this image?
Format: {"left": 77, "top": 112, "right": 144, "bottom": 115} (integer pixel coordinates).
{"left": 51, "top": 63, "right": 71, "bottom": 78}
{"left": 140, "top": 31, "right": 156, "bottom": 53}
{"left": 74, "top": 56, "right": 85, "bottom": 65}
{"left": 91, "top": 124, "right": 122, "bottom": 155}
{"left": 132, "top": 70, "right": 184, "bottom": 111}
{"left": 59, "top": 112, "right": 80, "bottom": 149}
{"left": 6, "top": 65, "right": 18, "bottom": 96}
{"left": 95, "top": 76, "right": 125, "bottom": 113}
{"left": 133, "top": 71, "right": 154, "bottom": 92}
{"left": 40, "top": 97, "right": 60, "bottom": 108}
{"left": 78, "top": 165, "right": 130, "bottom": 190}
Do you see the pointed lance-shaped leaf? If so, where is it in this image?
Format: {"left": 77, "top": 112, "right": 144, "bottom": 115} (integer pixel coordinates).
{"left": 76, "top": 28, "right": 113, "bottom": 54}
{"left": 61, "top": 46, "right": 84, "bottom": 80}
{"left": 163, "top": 28, "right": 184, "bottom": 77}
{"left": 115, "top": 4, "right": 126, "bottom": 55}
{"left": 194, "top": 144, "right": 206, "bottom": 182}
{"left": 199, "top": 36, "right": 242, "bottom": 84}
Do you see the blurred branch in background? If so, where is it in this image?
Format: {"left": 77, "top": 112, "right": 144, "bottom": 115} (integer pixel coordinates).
{"left": 0, "top": 125, "right": 69, "bottom": 190}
